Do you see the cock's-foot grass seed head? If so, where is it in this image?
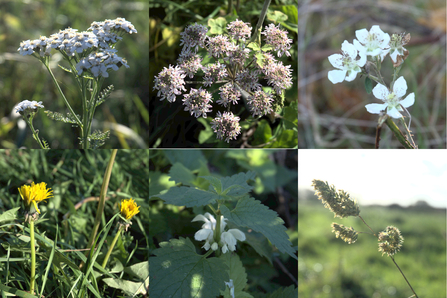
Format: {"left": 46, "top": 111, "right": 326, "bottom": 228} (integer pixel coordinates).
{"left": 331, "top": 222, "right": 358, "bottom": 244}
{"left": 378, "top": 226, "right": 404, "bottom": 256}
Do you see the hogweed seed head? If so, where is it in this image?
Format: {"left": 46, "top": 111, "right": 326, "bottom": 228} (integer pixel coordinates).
{"left": 311, "top": 179, "right": 360, "bottom": 218}
{"left": 331, "top": 223, "right": 358, "bottom": 244}
{"left": 378, "top": 226, "right": 404, "bottom": 256}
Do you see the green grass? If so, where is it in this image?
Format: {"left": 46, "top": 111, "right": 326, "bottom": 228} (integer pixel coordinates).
{"left": 298, "top": 200, "right": 446, "bottom": 298}
{"left": 0, "top": 149, "right": 149, "bottom": 297}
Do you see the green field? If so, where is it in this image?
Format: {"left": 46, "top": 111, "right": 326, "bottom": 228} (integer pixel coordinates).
{"left": 298, "top": 200, "right": 446, "bottom": 298}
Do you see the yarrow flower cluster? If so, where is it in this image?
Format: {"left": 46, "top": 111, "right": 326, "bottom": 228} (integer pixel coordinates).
{"left": 378, "top": 226, "right": 404, "bottom": 256}
{"left": 311, "top": 179, "right": 360, "bottom": 218}
{"left": 192, "top": 212, "right": 246, "bottom": 254}
{"left": 18, "top": 18, "right": 136, "bottom": 78}
{"left": 153, "top": 18, "right": 294, "bottom": 143}
{"left": 15, "top": 100, "right": 44, "bottom": 117}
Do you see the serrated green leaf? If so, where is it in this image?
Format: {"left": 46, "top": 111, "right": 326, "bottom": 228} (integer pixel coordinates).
{"left": 208, "top": 17, "right": 227, "bottom": 35}
{"left": 219, "top": 253, "right": 254, "bottom": 298}
{"left": 267, "top": 11, "right": 288, "bottom": 23}
{"left": 124, "top": 261, "right": 149, "bottom": 280}
{"left": 220, "top": 197, "right": 297, "bottom": 260}
{"left": 365, "top": 77, "right": 373, "bottom": 94}
{"left": 243, "top": 228, "right": 273, "bottom": 265}
{"left": 201, "top": 175, "right": 222, "bottom": 193}
{"left": 198, "top": 118, "right": 215, "bottom": 144}
{"left": 252, "top": 119, "right": 272, "bottom": 145}
{"left": 265, "top": 285, "right": 297, "bottom": 298}
{"left": 255, "top": 52, "right": 266, "bottom": 69}
{"left": 103, "top": 278, "right": 148, "bottom": 296}
{"left": 282, "top": 106, "right": 298, "bottom": 130}
{"left": 149, "top": 237, "right": 229, "bottom": 298}
{"left": 0, "top": 207, "right": 20, "bottom": 224}
{"left": 169, "top": 162, "right": 196, "bottom": 186}
{"left": 154, "top": 186, "right": 219, "bottom": 207}
{"left": 247, "top": 42, "right": 260, "bottom": 51}
{"left": 261, "top": 44, "right": 273, "bottom": 52}
{"left": 164, "top": 150, "right": 207, "bottom": 172}
{"left": 220, "top": 171, "right": 256, "bottom": 197}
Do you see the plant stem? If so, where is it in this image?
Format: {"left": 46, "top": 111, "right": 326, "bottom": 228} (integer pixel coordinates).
{"left": 250, "top": 0, "right": 271, "bottom": 43}
{"left": 102, "top": 226, "right": 124, "bottom": 268}
{"left": 390, "top": 256, "right": 419, "bottom": 298}
{"left": 358, "top": 216, "right": 377, "bottom": 237}
{"left": 24, "top": 116, "right": 47, "bottom": 149}
{"left": 385, "top": 118, "right": 415, "bottom": 149}
{"left": 29, "top": 220, "right": 36, "bottom": 294}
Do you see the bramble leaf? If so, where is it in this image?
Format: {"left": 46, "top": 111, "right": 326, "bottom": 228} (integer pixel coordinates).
{"left": 220, "top": 197, "right": 297, "bottom": 260}
{"left": 149, "top": 237, "right": 229, "bottom": 298}
{"left": 365, "top": 77, "right": 373, "bottom": 94}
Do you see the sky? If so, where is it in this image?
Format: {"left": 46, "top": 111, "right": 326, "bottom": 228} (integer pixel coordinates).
{"left": 298, "top": 150, "right": 447, "bottom": 208}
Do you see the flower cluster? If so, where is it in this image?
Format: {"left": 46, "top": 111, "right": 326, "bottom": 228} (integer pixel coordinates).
{"left": 378, "top": 226, "right": 404, "bottom": 257}
{"left": 15, "top": 100, "right": 44, "bottom": 117}
{"left": 153, "top": 18, "right": 293, "bottom": 143}
{"left": 192, "top": 212, "right": 246, "bottom": 254}
{"left": 331, "top": 223, "right": 358, "bottom": 244}
{"left": 327, "top": 25, "right": 414, "bottom": 120}
{"left": 18, "top": 18, "right": 136, "bottom": 78}
{"left": 211, "top": 111, "right": 242, "bottom": 143}
{"left": 311, "top": 179, "right": 360, "bottom": 218}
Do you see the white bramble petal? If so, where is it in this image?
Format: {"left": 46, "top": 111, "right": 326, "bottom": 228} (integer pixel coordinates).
{"left": 400, "top": 93, "right": 415, "bottom": 108}
{"left": 355, "top": 29, "right": 369, "bottom": 44}
{"left": 372, "top": 83, "right": 390, "bottom": 101}
{"left": 328, "top": 69, "right": 347, "bottom": 84}
{"left": 328, "top": 53, "right": 344, "bottom": 69}
{"left": 344, "top": 70, "right": 359, "bottom": 82}
{"left": 387, "top": 106, "right": 403, "bottom": 118}
{"left": 392, "top": 76, "right": 408, "bottom": 98}
{"left": 341, "top": 40, "right": 357, "bottom": 60}
{"left": 365, "top": 103, "right": 388, "bottom": 114}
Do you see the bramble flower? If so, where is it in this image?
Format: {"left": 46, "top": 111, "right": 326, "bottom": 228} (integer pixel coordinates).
{"left": 203, "top": 62, "right": 228, "bottom": 87}
{"left": 312, "top": 179, "right": 360, "bottom": 218}
{"left": 365, "top": 76, "right": 415, "bottom": 119}
{"left": 182, "top": 87, "right": 213, "bottom": 118}
{"left": 192, "top": 212, "right": 245, "bottom": 253}
{"left": 120, "top": 198, "right": 140, "bottom": 221}
{"left": 354, "top": 25, "right": 390, "bottom": 58}
{"left": 153, "top": 65, "right": 187, "bottom": 103}
{"left": 262, "top": 23, "right": 292, "bottom": 57}
{"left": 15, "top": 100, "right": 44, "bottom": 117}
{"left": 227, "top": 19, "right": 252, "bottom": 41}
{"left": 247, "top": 90, "right": 274, "bottom": 117}
{"left": 217, "top": 83, "right": 241, "bottom": 107}
{"left": 328, "top": 40, "right": 366, "bottom": 84}
{"left": 179, "top": 23, "right": 208, "bottom": 54}
{"left": 388, "top": 33, "right": 410, "bottom": 64}
{"left": 378, "top": 226, "right": 404, "bottom": 256}
{"left": 18, "top": 182, "right": 53, "bottom": 221}
{"left": 211, "top": 111, "right": 241, "bottom": 143}
{"left": 177, "top": 52, "right": 202, "bottom": 78}
{"left": 331, "top": 223, "right": 358, "bottom": 244}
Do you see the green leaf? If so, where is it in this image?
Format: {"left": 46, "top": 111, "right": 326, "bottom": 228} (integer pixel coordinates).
{"left": 261, "top": 44, "right": 273, "bottom": 52}
{"left": 247, "top": 42, "right": 260, "bottom": 51}
{"left": 265, "top": 285, "right": 297, "bottom": 298}
{"left": 201, "top": 175, "right": 222, "bottom": 193}
{"left": 282, "top": 105, "right": 298, "bottom": 130}
{"left": 102, "top": 278, "right": 148, "bottom": 296}
{"left": 169, "top": 162, "right": 196, "bottom": 186}
{"left": 220, "top": 197, "right": 297, "bottom": 260}
{"left": 154, "top": 186, "right": 219, "bottom": 207}
{"left": 267, "top": 11, "right": 288, "bottom": 23}
{"left": 243, "top": 228, "right": 273, "bottom": 265}
{"left": 252, "top": 119, "right": 272, "bottom": 146}
{"left": 220, "top": 171, "right": 256, "bottom": 197}
{"left": 208, "top": 17, "right": 227, "bottom": 35}
{"left": 149, "top": 237, "right": 229, "bottom": 298}
{"left": 255, "top": 52, "right": 266, "bottom": 69}
{"left": 365, "top": 77, "right": 373, "bottom": 94}
{"left": 124, "top": 261, "right": 149, "bottom": 280}
{"left": 164, "top": 150, "right": 207, "bottom": 172}
{"left": 219, "top": 253, "right": 254, "bottom": 298}
{"left": 198, "top": 118, "right": 215, "bottom": 144}
{"left": 0, "top": 207, "right": 20, "bottom": 224}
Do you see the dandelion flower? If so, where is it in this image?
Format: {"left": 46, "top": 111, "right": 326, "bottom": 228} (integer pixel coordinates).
{"left": 120, "top": 198, "right": 140, "bottom": 221}
{"left": 18, "top": 182, "right": 53, "bottom": 215}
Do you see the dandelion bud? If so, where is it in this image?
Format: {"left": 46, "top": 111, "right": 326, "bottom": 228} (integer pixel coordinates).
{"left": 378, "top": 226, "right": 404, "bottom": 256}
{"left": 312, "top": 179, "right": 360, "bottom": 218}
{"left": 331, "top": 223, "right": 358, "bottom": 244}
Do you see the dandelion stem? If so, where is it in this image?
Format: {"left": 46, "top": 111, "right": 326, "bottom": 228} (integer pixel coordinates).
{"left": 29, "top": 220, "right": 36, "bottom": 294}
{"left": 390, "top": 256, "right": 418, "bottom": 298}
{"left": 102, "top": 225, "right": 124, "bottom": 268}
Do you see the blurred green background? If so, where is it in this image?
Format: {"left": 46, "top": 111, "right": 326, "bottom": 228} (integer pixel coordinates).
{"left": 298, "top": 0, "right": 446, "bottom": 148}
{"left": 298, "top": 197, "right": 446, "bottom": 297}
{"left": 149, "top": 0, "right": 298, "bottom": 147}
{"left": 0, "top": 0, "right": 149, "bottom": 149}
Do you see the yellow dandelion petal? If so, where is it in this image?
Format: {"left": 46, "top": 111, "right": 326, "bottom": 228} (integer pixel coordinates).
{"left": 18, "top": 182, "right": 53, "bottom": 214}
{"left": 120, "top": 198, "right": 140, "bottom": 221}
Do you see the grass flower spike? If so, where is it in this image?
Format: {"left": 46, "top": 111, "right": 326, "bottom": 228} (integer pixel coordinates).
{"left": 378, "top": 226, "right": 404, "bottom": 256}
{"left": 120, "top": 198, "right": 140, "bottom": 221}
{"left": 331, "top": 223, "right": 358, "bottom": 244}
{"left": 311, "top": 179, "right": 360, "bottom": 218}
